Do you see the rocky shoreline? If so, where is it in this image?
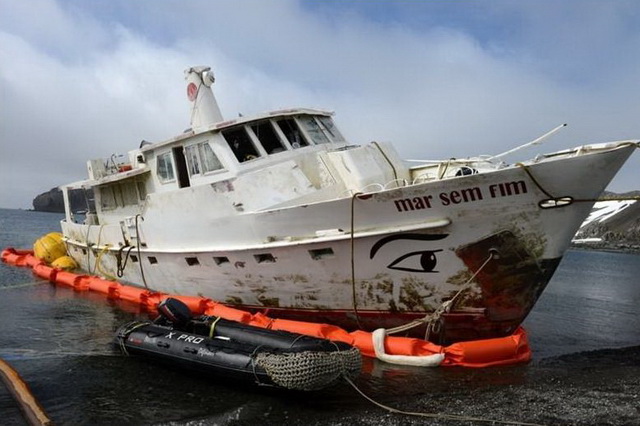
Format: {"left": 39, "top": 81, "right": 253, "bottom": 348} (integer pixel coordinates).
{"left": 571, "top": 242, "right": 640, "bottom": 255}
{"left": 165, "top": 345, "right": 640, "bottom": 426}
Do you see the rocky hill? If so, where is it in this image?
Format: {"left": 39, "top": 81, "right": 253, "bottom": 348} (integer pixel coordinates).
{"left": 32, "top": 187, "right": 92, "bottom": 213}
{"left": 572, "top": 191, "right": 640, "bottom": 253}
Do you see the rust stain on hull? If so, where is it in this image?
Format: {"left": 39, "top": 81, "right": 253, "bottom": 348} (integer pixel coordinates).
{"left": 455, "top": 230, "right": 560, "bottom": 322}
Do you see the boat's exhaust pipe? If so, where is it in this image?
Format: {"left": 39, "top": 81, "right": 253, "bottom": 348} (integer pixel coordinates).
{"left": 185, "top": 66, "right": 223, "bottom": 131}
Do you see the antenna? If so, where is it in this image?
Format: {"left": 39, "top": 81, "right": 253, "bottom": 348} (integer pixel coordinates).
{"left": 487, "top": 123, "right": 567, "bottom": 161}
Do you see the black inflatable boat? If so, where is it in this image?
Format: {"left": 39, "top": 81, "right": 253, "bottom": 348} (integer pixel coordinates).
{"left": 115, "top": 298, "right": 361, "bottom": 391}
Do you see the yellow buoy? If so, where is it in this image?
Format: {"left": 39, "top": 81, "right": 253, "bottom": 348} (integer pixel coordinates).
{"left": 33, "top": 232, "right": 67, "bottom": 264}
{"left": 51, "top": 255, "right": 78, "bottom": 271}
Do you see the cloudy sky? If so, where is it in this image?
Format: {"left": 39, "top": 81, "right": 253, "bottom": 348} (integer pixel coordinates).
{"left": 1, "top": 0, "right": 639, "bottom": 209}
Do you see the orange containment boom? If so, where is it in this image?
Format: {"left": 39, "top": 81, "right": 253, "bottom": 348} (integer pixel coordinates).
{"left": 2, "top": 248, "right": 531, "bottom": 368}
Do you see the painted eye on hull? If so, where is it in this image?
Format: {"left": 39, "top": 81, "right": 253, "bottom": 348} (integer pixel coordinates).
{"left": 387, "top": 249, "right": 443, "bottom": 273}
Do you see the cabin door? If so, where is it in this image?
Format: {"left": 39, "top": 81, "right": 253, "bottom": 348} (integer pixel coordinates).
{"left": 172, "top": 147, "right": 190, "bottom": 188}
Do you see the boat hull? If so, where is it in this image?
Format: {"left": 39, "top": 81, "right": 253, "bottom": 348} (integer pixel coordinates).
{"left": 61, "top": 143, "right": 636, "bottom": 342}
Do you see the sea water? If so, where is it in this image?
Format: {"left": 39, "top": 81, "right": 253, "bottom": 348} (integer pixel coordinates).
{"left": 0, "top": 208, "right": 639, "bottom": 425}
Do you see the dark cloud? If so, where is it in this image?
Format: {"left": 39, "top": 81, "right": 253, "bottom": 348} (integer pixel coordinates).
{"left": 1, "top": 0, "right": 638, "bottom": 208}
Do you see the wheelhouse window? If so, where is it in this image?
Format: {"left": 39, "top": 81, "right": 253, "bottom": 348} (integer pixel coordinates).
{"left": 156, "top": 152, "right": 175, "bottom": 182}
{"left": 250, "top": 121, "right": 286, "bottom": 154}
{"left": 275, "top": 118, "right": 309, "bottom": 149}
{"left": 317, "top": 116, "right": 344, "bottom": 142}
{"left": 298, "top": 115, "right": 330, "bottom": 144}
{"left": 185, "top": 145, "right": 200, "bottom": 175}
{"left": 136, "top": 181, "right": 147, "bottom": 200}
{"left": 222, "top": 127, "right": 261, "bottom": 162}
{"left": 200, "top": 142, "right": 224, "bottom": 172}
{"left": 121, "top": 182, "right": 138, "bottom": 205}
{"left": 100, "top": 186, "right": 117, "bottom": 210}
{"left": 99, "top": 179, "right": 145, "bottom": 210}
{"left": 185, "top": 142, "right": 224, "bottom": 175}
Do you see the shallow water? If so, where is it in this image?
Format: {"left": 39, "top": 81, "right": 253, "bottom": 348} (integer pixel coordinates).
{"left": 0, "top": 208, "right": 638, "bottom": 425}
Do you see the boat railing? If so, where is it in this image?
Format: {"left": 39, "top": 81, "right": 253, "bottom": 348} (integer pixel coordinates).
{"left": 358, "top": 183, "right": 385, "bottom": 193}
{"left": 383, "top": 178, "right": 409, "bottom": 189}
{"left": 412, "top": 174, "right": 436, "bottom": 185}
{"left": 339, "top": 178, "right": 413, "bottom": 198}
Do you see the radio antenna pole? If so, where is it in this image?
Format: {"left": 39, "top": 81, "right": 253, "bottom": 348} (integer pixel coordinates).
{"left": 488, "top": 123, "right": 567, "bottom": 161}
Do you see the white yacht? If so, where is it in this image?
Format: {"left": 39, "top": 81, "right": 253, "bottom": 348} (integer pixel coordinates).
{"left": 60, "top": 66, "right": 638, "bottom": 342}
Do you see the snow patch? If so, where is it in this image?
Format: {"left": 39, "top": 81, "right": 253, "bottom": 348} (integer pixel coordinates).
{"left": 579, "top": 200, "right": 637, "bottom": 228}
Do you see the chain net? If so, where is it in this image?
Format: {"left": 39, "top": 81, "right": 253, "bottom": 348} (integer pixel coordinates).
{"left": 256, "top": 347, "right": 361, "bottom": 391}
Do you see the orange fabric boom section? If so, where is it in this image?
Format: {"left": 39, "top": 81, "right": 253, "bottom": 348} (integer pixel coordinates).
{"left": 2, "top": 248, "right": 531, "bottom": 368}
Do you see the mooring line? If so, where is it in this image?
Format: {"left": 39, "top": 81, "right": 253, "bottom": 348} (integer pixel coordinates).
{"left": 517, "top": 161, "right": 640, "bottom": 205}
{"left": 0, "top": 358, "right": 52, "bottom": 426}
{"left": 0, "top": 281, "right": 46, "bottom": 290}
{"left": 1, "top": 349, "right": 120, "bottom": 361}
{"left": 343, "top": 375, "right": 545, "bottom": 426}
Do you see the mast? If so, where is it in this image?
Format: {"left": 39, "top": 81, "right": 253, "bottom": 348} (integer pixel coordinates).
{"left": 184, "top": 66, "right": 224, "bottom": 131}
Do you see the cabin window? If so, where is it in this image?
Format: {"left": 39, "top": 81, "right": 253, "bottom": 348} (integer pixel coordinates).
{"left": 223, "top": 127, "right": 261, "bottom": 162}
{"left": 298, "top": 115, "right": 330, "bottom": 144}
{"left": 185, "top": 256, "right": 200, "bottom": 266}
{"left": 112, "top": 184, "right": 124, "bottom": 206}
{"left": 99, "top": 180, "right": 144, "bottom": 210}
{"left": 254, "top": 253, "right": 276, "bottom": 263}
{"left": 136, "top": 180, "right": 147, "bottom": 200}
{"left": 309, "top": 248, "right": 335, "bottom": 260}
{"left": 185, "top": 145, "right": 201, "bottom": 175}
{"left": 121, "top": 182, "right": 138, "bottom": 205}
{"left": 185, "top": 142, "right": 224, "bottom": 175}
{"left": 250, "top": 121, "right": 286, "bottom": 154}
{"left": 213, "top": 256, "right": 229, "bottom": 265}
{"left": 317, "top": 116, "right": 344, "bottom": 142}
{"left": 157, "top": 152, "right": 175, "bottom": 182}
{"left": 100, "top": 186, "right": 117, "bottom": 210}
{"left": 275, "top": 118, "right": 309, "bottom": 149}
{"left": 199, "top": 142, "right": 224, "bottom": 173}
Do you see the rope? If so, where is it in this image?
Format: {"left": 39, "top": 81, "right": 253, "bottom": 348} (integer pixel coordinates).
{"left": 116, "top": 246, "right": 135, "bottom": 278}
{"left": 371, "top": 141, "right": 398, "bottom": 182}
{"left": 438, "top": 158, "right": 456, "bottom": 180}
{"left": 0, "top": 281, "right": 46, "bottom": 290}
{"left": 517, "top": 148, "right": 640, "bottom": 205}
{"left": 135, "top": 214, "right": 148, "bottom": 289}
{"left": 249, "top": 345, "right": 269, "bottom": 386}
{"left": 117, "top": 321, "right": 150, "bottom": 356}
{"left": 580, "top": 195, "right": 640, "bottom": 202}
{"left": 1, "top": 349, "right": 121, "bottom": 361}
{"left": 85, "top": 224, "right": 108, "bottom": 275}
{"left": 516, "top": 163, "right": 555, "bottom": 199}
{"left": 343, "top": 375, "right": 545, "bottom": 426}
{"left": 372, "top": 329, "right": 445, "bottom": 367}
{"left": 384, "top": 250, "right": 496, "bottom": 337}
{"left": 350, "top": 192, "right": 364, "bottom": 329}
{"left": 208, "top": 316, "right": 221, "bottom": 338}
{"left": 94, "top": 244, "right": 117, "bottom": 281}
{"left": 84, "top": 224, "right": 93, "bottom": 273}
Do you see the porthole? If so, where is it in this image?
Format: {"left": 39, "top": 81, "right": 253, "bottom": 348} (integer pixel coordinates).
{"left": 309, "top": 248, "right": 334, "bottom": 260}
{"left": 213, "top": 256, "right": 230, "bottom": 265}
{"left": 254, "top": 253, "right": 276, "bottom": 263}
{"left": 185, "top": 257, "right": 200, "bottom": 266}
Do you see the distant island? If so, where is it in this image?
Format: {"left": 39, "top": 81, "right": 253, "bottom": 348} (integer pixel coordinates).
{"left": 32, "top": 187, "right": 91, "bottom": 213}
